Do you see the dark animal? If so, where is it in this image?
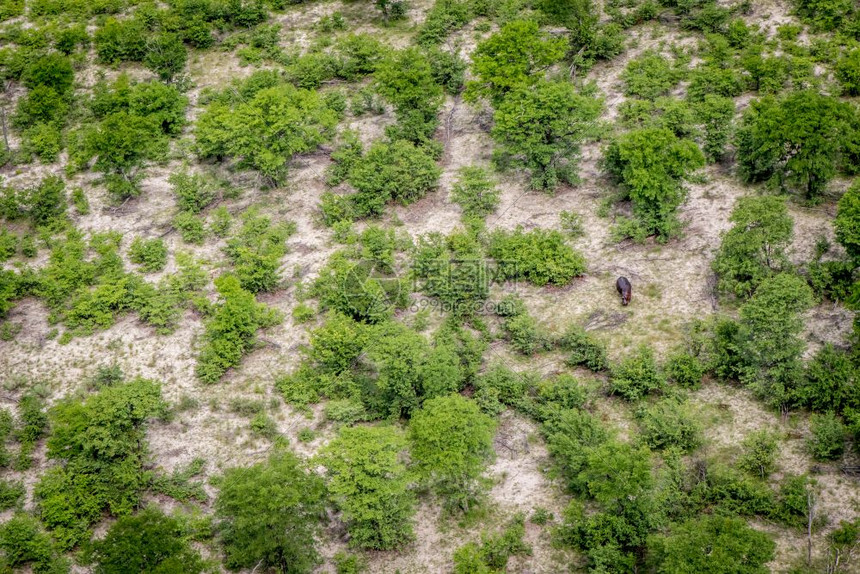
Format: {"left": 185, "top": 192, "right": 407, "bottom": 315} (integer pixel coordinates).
{"left": 616, "top": 277, "right": 632, "bottom": 306}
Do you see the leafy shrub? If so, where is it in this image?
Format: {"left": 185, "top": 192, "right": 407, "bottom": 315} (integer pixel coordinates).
{"left": 128, "top": 238, "right": 167, "bottom": 273}
{"left": 94, "top": 18, "right": 147, "bottom": 64}
{"left": 772, "top": 474, "right": 818, "bottom": 528}
{"left": 374, "top": 47, "right": 443, "bottom": 144}
{"left": 835, "top": 180, "right": 860, "bottom": 264}
{"left": 216, "top": 452, "right": 326, "bottom": 573}
{"left": 664, "top": 349, "right": 704, "bottom": 388}
{"left": 333, "top": 552, "right": 368, "bottom": 574}
{"left": 36, "top": 378, "right": 167, "bottom": 548}
{"left": 807, "top": 412, "right": 845, "bottom": 461}
{"left": 320, "top": 426, "right": 414, "bottom": 549}
{"left": 450, "top": 166, "right": 498, "bottom": 219}
{"left": 411, "top": 231, "right": 489, "bottom": 316}
{"left": 621, "top": 51, "right": 684, "bottom": 100}
{"left": 837, "top": 48, "right": 860, "bottom": 96}
{"left": 738, "top": 274, "right": 814, "bottom": 409}
{"left": 86, "top": 506, "right": 205, "bottom": 573}
{"left": 224, "top": 210, "right": 296, "bottom": 293}
{"left": 0, "top": 513, "right": 68, "bottom": 574}
{"left": 542, "top": 409, "right": 610, "bottom": 492}
{"left": 795, "top": 344, "right": 858, "bottom": 414}
{"left": 609, "top": 345, "right": 665, "bottom": 401}
{"left": 196, "top": 274, "right": 283, "bottom": 383}
{"left": 712, "top": 196, "right": 793, "bottom": 298}
{"left": 689, "top": 462, "right": 775, "bottom": 516}
{"left": 603, "top": 127, "right": 705, "bottom": 240}
{"left": 173, "top": 211, "right": 206, "bottom": 244}
{"left": 648, "top": 515, "right": 775, "bottom": 573}
{"left": 196, "top": 83, "right": 340, "bottom": 184}
{"left": 149, "top": 459, "right": 207, "bottom": 503}
{"left": 636, "top": 399, "right": 703, "bottom": 452}
{"left": 696, "top": 94, "right": 735, "bottom": 162}
{"left": 491, "top": 80, "right": 602, "bottom": 190}
{"left": 22, "top": 123, "right": 62, "bottom": 163}
{"left": 558, "top": 325, "right": 608, "bottom": 371}
{"left": 409, "top": 394, "right": 496, "bottom": 513}
{"left": 453, "top": 515, "right": 531, "bottom": 573}
{"left": 15, "top": 393, "right": 48, "bottom": 470}
{"left": 313, "top": 251, "right": 407, "bottom": 323}
{"left": 169, "top": 169, "right": 219, "bottom": 214}
{"left": 22, "top": 53, "right": 73, "bottom": 94}
{"left": 498, "top": 295, "right": 550, "bottom": 355}
{"left": 489, "top": 227, "right": 586, "bottom": 286}
{"left": 346, "top": 139, "right": 441, "bottom": 218}
{"left": 465, "top": 19, "right": 567, "bottom": 105}
{"left": 737, "top": 430, "right": 778, "bottom": 478}
{"left": 144, "top": 33, "right": 187, "bottom": 82}
{"left": 0, "top": 479, "right": 24, "bottom": 510}
{"left": 793, "top": 0, "right": 855, "bottom": 30}
{"left": 736, "top": 91, "right": 855, "bottom": 200}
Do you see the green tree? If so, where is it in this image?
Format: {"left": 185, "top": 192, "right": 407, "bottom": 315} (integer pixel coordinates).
{"left": 489, "top": 226, "right": 586, "bottom": 286}
{"left": 807, "top": 412, "right": 846, "bottom": 461}
{"left": 319, "top": 426, "right": 415, "bottom": 550}
{"left": 144, "top": 33, "right": 187, "bottom": 82}
{"left": 736, "top": 91, "right": 854, "bottom": 200}
{"left": 835, "top": 181, "right": 860, "bottom": 264}
{"left": 603, "top": 127, "right": 705, "bottom": 240}
{"left": 347, "top": 139, "right": 441, "bottom": 217}
{"left": 196, "top": 274, "right": 282, "bottom": 383}
{"left": 648, "top": 515, "right": 775, "bottom": 574}
{"left": 216, "top": 452, "right": 326, "bottom": 574}
{"left": 795, "top": 344, "right": 858, "bottom": 414}
{"left": 738, "top": 273, "right": 814, "bottom": 410}
{"left": 374, "top": 47, "right": 443, "bottom": 144}
{"left": 409, "top": 394, "right": 496, "bottom": 512}
{"left": 87, "top": 507, "right": 205, "bottom": 574}
{"left": 621, "top": 52, "right": 683, "bottom": 100}
{"left": 465, "top": 20, "right": 567, "bottom": 106}
{"left": 491, "top": 80, "right": 602, "bottom": 190}
{"left": 837, "top": 48, "right": 860, "bottom": 96}
{"left": 196, "top": 84, "right": 339, "bottom": 184}
{"left": 696, "top": 94, "right": 734, "bottom": 163}
{"left": 36, "top": 378, "right": 167, "bottom": 548}
{"left": 0, "top": 513, "right": 68, "bottom": 574}
{"left": 83, "top": 112, "right": 167, "bottom": 200}
{"left": 737, "top": 430, "right": 778, "bottom": 478}
{"left": 450, "top": 166, "right": 499, "bottom": 219}
{"left": 22, "top": 53, "right": 74, "bottom": 94}
{"left": 712, "top": 196, "right": 794, "bottom": 298}
{"left": 609, "top": 345, "right": 665, "bottom": 401}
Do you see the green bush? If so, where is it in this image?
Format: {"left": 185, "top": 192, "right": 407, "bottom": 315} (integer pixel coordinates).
{"left": 837, "top": 48, "right": 860, "bottom": 96}
{"left": 648, "top": 515, "right": 775, "bottom": 573}
{"left": 411, "top": 231, "right": 489, "bottom": 316}
{"left": 319, "top": 426, "right": 415, "bottom": 549}
{"left": 465, "top": 19, "right": 567, "bottom": 105}
{"left": 450, "top": 166, "right": 499, "bottom": 219}
{"left": 128, "top": 237, "right": 167, "bottom": 273}
{"left": 22, "top": 123, "right": 62, "bottom": 163}
{"left": 558, "top": 325, "right": 608, "bottom": 371}
{"left": 0, "top": 513, "right": 68, "bottom": 574}
{"left": 453, "top": 515, "right": 531, "bottom": 573}
{"left": 216, "top": 452, "right": 326, "bottom": 573}
{"left": 696, "top": 94, "right": 735, "bottom": 163}
{"left": 664, "top": 349, "right": 704, "bottom": 388}
{"left": 196, "top": 83, "right": 340, "bottom": 184}
{"left": 346, "top": 139, "right": 441, "bottom": 218}
{"left": 621, "top": 51, "right": 684, "bottom": 100}
{"left": 491, "top": 80, "right": 602, "bottom": 190}
{"left": 542, "top": 408, "right": 610, "bottom": 492}
{"left": 94, "top": 17, "right": 146, "bottom": 64}
{"left": 86, "top": 507, "right": 205, "bottom": 573}
{"left": 736, "top": 91, "right": 855, "bottom": 200}
{"left": 712, "top": 196, "right": 793, "bottom": 298}
{"left": 609, "top": 345, "right": 665, "bottom": 400}
{"left": 489, "top": 227, "right": 586, "bottom": 286}
{"left": 22, "top": 53, "right": 73, "bottom": 94}
{"left": 772, "top": 474, "right": 818, "bottom": 528}
{"left": 313, "top": 251, "right": 406, "bottom": 323}
{"left": 793, "top": 0, "right": 855, "bottom": 30}
{"left": 604, "top": 127, "right": 705, "bottom": 240}
{"left": 0, "top": 479, "right": 24, "bottom": 510}
{"left": 144, "top": 33, "right": 187, "bottom": 82}
{"left": 636, "top": 398, "right": 703, "bottom": 452}
{"left": 196, "top": 274, "right": 283, "bottom": 383}
{"left": 169, "top": 169, "right": 219, "bottom": 214}
{"left": 795, "top": 344, "right": 858, "bottom": 414}
{"left": 689, "top": 462, "right": 775, "bottom": 516}
{"left": 173, "top": 211, "right": 206, "bottom": 244}
{"left": 835, "top": 180, "right": 860, "bottom": 264}
{"left": 374, "top": 47, "right": 443, "bottom": 144}
{"left": 409, "top": 394, "right": 496, "bottom": 513}
{"left": 224, "top": 210, "right": 296, "bottom": 293}
{"left": 36, "top": 378, "right": 167, "bottom": 549}
{"left": 807, "top": 412, "right": 845, "bottom": 461}
{"left": 498, "top": 296, "right": 550, "bottom": 355}
{"left": 737, "top": 430, "right": 778, "bottom": 478}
